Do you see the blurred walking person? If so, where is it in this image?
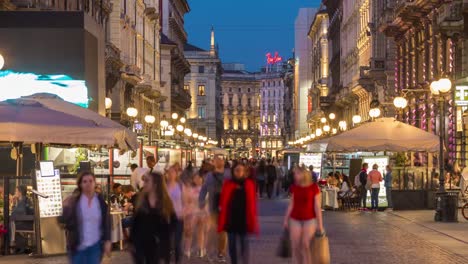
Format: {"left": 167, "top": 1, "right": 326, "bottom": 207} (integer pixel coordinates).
{"left": 183, "top": 172, "right": 208, "bottom": 259}
{"left": 166, "top": 164, "right": 185, "bottom": 263}
{"left": 368, "top": 164, "right": 383, "bottom": 212}
{"left": 131, "top": 172, "right": 176, "bottom": 264}
{"left": 359, "top": 163, "right": 369, "bottom": 211}
{"left": 385, "top": 165, "right": 393, "bottom": 210}
{"left": 266, "top": 159, "right": 277, "bottom": 199}
{"left": 218, "top": 162, "right": 259, "bottom": 264}
{"left": 199, "top": 157, "right": 229, "bottom": 262}
{"left": 256, "top": 160, "right": 267, "bottom": 198}
{"left": 283, "top": 167, "right": 324, "bottom": 264}
{"left": 61, "top": 172, "right": 111, "bottom": 264}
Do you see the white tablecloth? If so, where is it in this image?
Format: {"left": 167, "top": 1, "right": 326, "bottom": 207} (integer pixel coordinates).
{"left": 110, "top": 211, "right": 124, "bottom": 244}
{"left": 321, "top": 188, "right": 339, "bottom": 209}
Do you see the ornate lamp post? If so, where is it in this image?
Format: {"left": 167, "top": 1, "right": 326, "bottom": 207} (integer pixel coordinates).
{"left": 105, "top": 97, "right": 112, "bottom": 118}
{"left": 352, "top": 115, "right": 362, "bottom": 126}
{"left": 430, "top": 77, "right": 453, "bottom": 222}
{"left": 430, "top": 78, "right": 452, "bottom": 193}
{"left": 144, "top": 114, "right": 156, "bottom": 145}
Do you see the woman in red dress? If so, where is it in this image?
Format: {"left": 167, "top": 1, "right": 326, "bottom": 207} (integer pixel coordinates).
{"left": 283, "top": 167, "right": 324, "bottom": 264}
{"left": 218, "top": 162, "right": 258, "bottom": 264}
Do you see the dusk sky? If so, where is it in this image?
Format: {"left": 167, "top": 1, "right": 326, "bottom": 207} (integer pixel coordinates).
{"left": 185, "top": 0, "right": 321, "bottom": 71}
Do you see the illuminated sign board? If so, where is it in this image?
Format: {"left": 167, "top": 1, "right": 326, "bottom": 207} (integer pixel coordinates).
{"left": 455, "top": 86, "right": 468, "bottom": 106}
{"left": 0, "top": 70, "right": 89, "bottom": 107}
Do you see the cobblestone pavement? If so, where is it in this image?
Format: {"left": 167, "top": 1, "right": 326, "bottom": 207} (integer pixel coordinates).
{"left": 1, "top": 199, "right": 468, "bottom": 264}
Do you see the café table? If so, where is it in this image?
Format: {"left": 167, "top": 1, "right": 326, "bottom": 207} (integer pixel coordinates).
{"left": 321, "top": 187, "right": 339, "bottom": 210}
{"left": 110, "top": 210, "right": 125, "bottom": 250}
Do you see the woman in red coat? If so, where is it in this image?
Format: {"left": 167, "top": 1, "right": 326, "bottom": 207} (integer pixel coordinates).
{"left": 218, "top": 162, "right": 258, "bottom": 264}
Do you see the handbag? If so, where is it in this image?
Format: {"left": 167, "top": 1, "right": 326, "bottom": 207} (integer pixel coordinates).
{"left": 311, "top": 231, "right": 330, "bottom": 264}
{"left": 365, "top": 179, "right": 372, "bottom": 190}
{"left": 276, "top": 228, "right": 292, "bottom": 258}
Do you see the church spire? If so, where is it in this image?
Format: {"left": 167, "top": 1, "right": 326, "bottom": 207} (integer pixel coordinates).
{"left": 210, "top": 26, "right": 216, "bottom": 56}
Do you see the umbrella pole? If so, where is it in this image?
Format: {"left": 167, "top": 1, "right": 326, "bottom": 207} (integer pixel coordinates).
{"left": 15, "top": 142, "right": 23, "bottom": 177}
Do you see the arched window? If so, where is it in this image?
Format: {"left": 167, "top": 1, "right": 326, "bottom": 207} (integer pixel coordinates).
{"left": 245, "top": 138, "right": 253, "bottom": 148}
{"left": 236, "top": 138, "right": 243, "bottom": 147}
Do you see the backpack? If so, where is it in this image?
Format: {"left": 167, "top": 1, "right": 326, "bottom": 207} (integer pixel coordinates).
{"left": 354, "top": 173, "right": 362, "bottom": 187}
{"left": 211, "top": 173, "right": 224, "bottom": 213}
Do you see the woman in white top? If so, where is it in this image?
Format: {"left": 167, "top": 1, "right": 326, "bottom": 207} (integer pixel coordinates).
{"left": 166, "top": 164, "right": 185, "bottom": 264}
{"left": 338, "top": 174, "right": 351, "bottom": 198}
{"left": 61, "top": 172, "right": 111, "bottom": 264}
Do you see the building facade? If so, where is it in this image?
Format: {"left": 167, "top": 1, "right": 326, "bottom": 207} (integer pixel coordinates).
{"left": 221, "top": 64, "right": 260, "bottom": 158}
{"left": 184, "top": 28, "right": 223, "bottom": 143}
{"left": 294, "top": 8, "right": 317, "bottom": 136}
{"left": 106, "top": 0, "right": 162, "bottom": 143}
{"left": 307, "top": 7, "right": 329, "bottom": 131}
{"left": 258, "top": 70, "right": 286, "bottom": 157}
{"left": 160, "top": 0, "right": 191, "bottom": 117}
{"left": 380, "top": 0, "right": 467, "bottom": 166}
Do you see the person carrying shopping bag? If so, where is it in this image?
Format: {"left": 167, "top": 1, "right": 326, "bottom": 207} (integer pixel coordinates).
{"left": 283, "top": 167, "right": 324, "bottom": 264}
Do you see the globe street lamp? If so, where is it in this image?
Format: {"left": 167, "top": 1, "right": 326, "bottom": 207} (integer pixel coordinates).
{"left": 352, "top": 115, "right": 362, "bottom": 125}
{"left": 126, "top": 107, "right": 138, "bottom": 131}
{"left": 320, "top": 117, "right": 327, "bottom": 124}
{"left": 338, "top": 120, "right": 347, "bottom": 131}
{"left": 393, "top": 96, "right": 408, "bottom": 120}
{"left": 329, "top": 113, "right": 336, "bottom": 120}
{"left": 323, "top": 125, "right": 331, "bottom": 133}
{"left": 316, "top": 128, "right": 323, "bottom": 137}
{"left": 171, "top": 112, "right": 179, "bottom": 120}
{"left": 105, "top": 97, "right": 112, "bottom": 118}
{"left": 369, "top": 108, "right": 381, "bottom": 119}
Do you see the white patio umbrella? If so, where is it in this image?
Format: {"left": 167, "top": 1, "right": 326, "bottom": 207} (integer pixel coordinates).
{"left": 326, "top": 117, "right": 439, "bottom": 153}
{"left": 0, "top": 94, "right": 138, "bottom": 150}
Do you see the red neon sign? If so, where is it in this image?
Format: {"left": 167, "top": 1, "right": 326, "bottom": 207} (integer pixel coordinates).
{"left": 266, "top": 52, "right": 282, "bottom": 65}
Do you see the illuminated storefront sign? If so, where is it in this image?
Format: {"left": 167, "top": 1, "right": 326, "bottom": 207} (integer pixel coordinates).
{"left": 0, "top": 70, "right": 89, "bottom": 107}
{"left": 455, "top": 85, "right": 468, "bottom": 106}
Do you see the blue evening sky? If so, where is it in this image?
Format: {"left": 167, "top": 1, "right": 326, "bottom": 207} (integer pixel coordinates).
{"left": 185, "top": 0, "right": 321, "bottom": 72}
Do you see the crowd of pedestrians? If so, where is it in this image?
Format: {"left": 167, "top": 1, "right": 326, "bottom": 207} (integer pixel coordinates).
{"left": 60, "top": 156, "right": 332, "bottom": 264}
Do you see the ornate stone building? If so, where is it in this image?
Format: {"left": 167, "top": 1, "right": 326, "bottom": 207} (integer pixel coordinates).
{"left": 160, "top": 0, "right": 191, "bottom": 117}
{"left": 184, "top": 28, "right": 223, "bottom": 143}
{"left": 307, "top": 7, "right": 329, "bottom": 131}
{"left": 258, "top": 69, "right": 286, "bottom": 158}
{"left": 106, "top": 0, "right": 162, "bottom": 142}
{"left": 380, "top": 0, "right": 467, "bottom": 165}
{"left": 221, "top": 64, "right": 260, "bottom": 158}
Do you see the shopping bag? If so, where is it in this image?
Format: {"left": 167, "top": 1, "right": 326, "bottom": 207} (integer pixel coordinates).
{"left": 276, "top": 228, "right": 292, "bottom": 258}
{"left": 311, "top": 232, "right": 330, "bottom": 264}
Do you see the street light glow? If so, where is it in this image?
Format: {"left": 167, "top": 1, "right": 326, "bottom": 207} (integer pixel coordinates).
{"left": 160, "top": 120, "right": 169, "bottom": 128}
{"left": 329, "top": 113, "right": 336, "bottom": 120}
{"left": 369, "top": 108, "right": 381, "bottom": 118}
{"left": 180, "top": 117, "right": 186, "bottom": 123}
{"left": 393, "top": 97, "right": 408, "bottom": 109}
{"left": 323, "top": 125, "right": 331, "bottom": 132}
{"left": 144, "top": 115, "right": 156, "bottom": 124}
{"left": 352, "top": 115, "right": 362, "bottom": 124}
{"left": 105, "top": 97, "right": 112, "bottom": 110}
{"left": 316, "top": 128, "right": 323, "bottom": 137}
{"left": 320, "top": 117, "right": 327, "bottom": 123}
{"left": 176, "top": 124, "right": 184, "bottom": 132}
{"left": 126, "top": 107, "right": 138, "bottom": 118}
{"left": 171, "top": 113, "right": 179, "bottom": 120}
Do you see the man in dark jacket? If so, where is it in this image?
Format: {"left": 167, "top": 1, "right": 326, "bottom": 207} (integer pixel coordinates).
{"left": 359, "top": 163, "right": 369, "bottom": 210}
{"left": 266, "top": 159, "right": 277, "bottom": 199}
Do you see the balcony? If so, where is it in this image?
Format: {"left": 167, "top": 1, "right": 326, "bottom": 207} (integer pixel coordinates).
{"left": 144, "top": 5, "right": 159, "bottom": 21}
{"left": 171, "top": 86, "right": 191, "bottom": 110}
{"left": 381, "top": 0, "right": 442, "bottom": 37}
{"left": 121, "top": 64, "right": 142, "bottom": 85}
{"left": 105, "top": 43, "right": 123, "bottom": 91}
